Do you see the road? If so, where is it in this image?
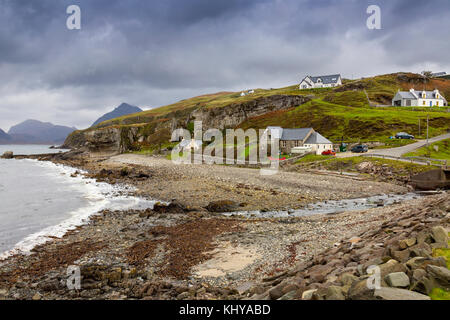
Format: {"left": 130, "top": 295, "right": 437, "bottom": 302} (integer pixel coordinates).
{"left": 337, "top": 133, "right": 450, "bottom": 159}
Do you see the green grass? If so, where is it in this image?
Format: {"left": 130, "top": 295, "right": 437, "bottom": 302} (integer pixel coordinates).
{"left": 239, "top": 99, "right": 450, "bottom": 142}
{"left": 433, "top": 248, "right": 450, "bottom": 269}
{"left": 132, "top": 142, "right": 178, "bottom": 155}
{"left": 297, "top": 156, "right": 438, "bottom": 174}
{"left": 429, "top": 288, "right": 450, "bottom": 300}
{"left": 295, "top": 154, "right": 333, "bottom": 163}
{"left": 404, "top": 139, "right": 450, "bottom": 161}
{"left": 373, "top": 138, "right": 418, "bottom": 149}
{"left": 323, "top": 90, "right": 369, "bottom": 108}
{"left": 429, "top": 234, "right": 450, "bottom": 300}
{"left": 431, "top": 232, "right": 450, "bottom": 269}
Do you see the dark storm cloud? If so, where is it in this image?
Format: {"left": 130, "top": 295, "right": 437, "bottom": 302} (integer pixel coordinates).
{"left": 0, "top": 0, "right": 449, "bottom": 130}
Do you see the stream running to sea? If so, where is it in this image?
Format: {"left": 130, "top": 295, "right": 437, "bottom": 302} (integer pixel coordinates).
{"left": 223, "top": 193, "right": 422, "bottom": 218}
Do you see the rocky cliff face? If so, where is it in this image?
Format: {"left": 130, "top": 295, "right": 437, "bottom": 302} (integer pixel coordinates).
{"left": 64, "top": 126, "right": 144, "bottom": 154}
{"left": 64, "top": 95, "right": 311, "bottom": 153}
{"left": 191, "top": 95, "right": 310, "bottom": 130}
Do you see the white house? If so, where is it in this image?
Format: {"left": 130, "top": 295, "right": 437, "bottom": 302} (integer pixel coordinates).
{"left": 392, "top": 89, "right": 447, "bottom": 107}
{"left": 240, "top": 89, "right": 255, "bottom": 97}
{"left": 265, "top": 127, "right": 333, "bottom": 155}
{"left": 299, "top": 74, "right": 342, "bottom": 90}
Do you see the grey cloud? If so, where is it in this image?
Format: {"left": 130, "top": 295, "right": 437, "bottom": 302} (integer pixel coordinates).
{"left": 0, "top": 0, "right": 449, "bottom": 130}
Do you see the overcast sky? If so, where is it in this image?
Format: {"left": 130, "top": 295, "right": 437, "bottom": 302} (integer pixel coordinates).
{"left": 0, "top": 0, "right": 449, "bottom": 130}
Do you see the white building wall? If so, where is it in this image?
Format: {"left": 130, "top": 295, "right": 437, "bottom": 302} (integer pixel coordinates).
{"left": 304, "top": 143, "right": 334, "bottom": 155}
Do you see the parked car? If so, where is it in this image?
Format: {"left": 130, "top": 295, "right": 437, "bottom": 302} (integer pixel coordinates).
{"left": 351, "top": 145, "right": 368, "bottom": 153}
{"left": 322, "top": 150, "right": 336, "bottom": 156}
{"left": 395, "top": 132, "right": 414, "bottom": 139}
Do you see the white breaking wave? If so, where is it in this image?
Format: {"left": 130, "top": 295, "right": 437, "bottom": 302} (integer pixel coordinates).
{"left": 0, "top": 159, "right": 159, "bottom": 260}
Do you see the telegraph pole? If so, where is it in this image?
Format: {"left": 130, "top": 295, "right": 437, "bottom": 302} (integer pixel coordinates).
{"left": 418, "top": 118, "right": 421, "bottom": 137}
{"left": 426, "top": 114, "right": 429, "bottom": 146}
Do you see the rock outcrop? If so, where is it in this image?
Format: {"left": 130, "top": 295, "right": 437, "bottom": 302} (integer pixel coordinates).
{"left": 191, "top": 95, "right": 310, "bottom": 130}
{"left": 1, "top": 151, "right": 13, "bottom": 159}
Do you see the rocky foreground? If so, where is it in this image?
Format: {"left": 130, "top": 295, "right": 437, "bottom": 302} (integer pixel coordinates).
{"left": 0, "top": 188, "right": 448, "bottom": 300}
{"left": 246, "top": 194, "right": 449, "bottom": 300}
{"left": 0, "top": 152, "right": 448, "bottom": 300}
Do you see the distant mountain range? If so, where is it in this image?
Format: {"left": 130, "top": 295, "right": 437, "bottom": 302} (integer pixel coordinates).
{"left": 0, "top": 128, "right": 11, "bottom": 143}
{"left": 0, "top": 102, "right": 141, "bottom": 145}
{"left": 1, "top": 120, "right": 77, "bottom": 145}
{"left": 92, "top": 103, "right": 142, "bottom": 127}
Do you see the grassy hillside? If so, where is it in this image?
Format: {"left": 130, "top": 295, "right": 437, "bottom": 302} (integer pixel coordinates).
{"left": 67, "top": 72, "right": 450, "bottom": 151}
{"left": 404, "top": 138, "right": 450, "bottom": 160}
{"left": 335, "top": 73, "right": 450, "bottom": 105}
{"left": 94, "top": 85, "right": 329, "bottom": 129}
{"left": 238, "top": 99, "right": 450, "bottom": 142}
{"left": 91, "top": 72, "right": 450, "bottom": 132}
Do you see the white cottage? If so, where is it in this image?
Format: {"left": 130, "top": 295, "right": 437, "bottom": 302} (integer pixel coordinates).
{"left": 392, "top": 89, "right": 447, "bottom": 107}
{"left": 299, "top": 74, "right": 342, "bottom": 90}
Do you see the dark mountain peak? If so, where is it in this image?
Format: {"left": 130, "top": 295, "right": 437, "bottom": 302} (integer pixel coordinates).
{"left": 92, "top": 103, "right": 143, "bottom": 127}
{"left": 116, "top": 102, "right": 136, "bottom": 110}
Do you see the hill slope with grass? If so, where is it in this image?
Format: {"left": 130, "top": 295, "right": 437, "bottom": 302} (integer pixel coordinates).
{"left": 64, "top": 72, "right": 450, "bottom": 153}
{"left": 404, "top": 138, "right": 450, "bottom": 160}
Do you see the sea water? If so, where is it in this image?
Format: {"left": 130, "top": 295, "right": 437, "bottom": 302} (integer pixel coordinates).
{"left": 0, "top": 145, "right": 157, "bottom": 259}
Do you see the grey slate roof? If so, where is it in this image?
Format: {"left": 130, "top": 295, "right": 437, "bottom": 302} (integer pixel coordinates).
{"left": 280, "top": 128, "right": 313, "bottom": 141}
{"left": 309, "top": 74, "right": 341, "bottom": 85}
{"left": 305, "top": 132, "right": 332, "bottom": 144}
{"left": 395, "top": 91, "right": 416, "bottom": 99}
{"left": 395, "top": 90, "right": 446, "bottom": 100}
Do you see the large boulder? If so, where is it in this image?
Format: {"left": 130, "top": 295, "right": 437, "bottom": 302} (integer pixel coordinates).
{"left": 378, "top": 259, "right": 407, "bottom": 278}
{"left": 405, "top": 257, "right": 447, "bottom": 271}
{"left": 410, "top": 264, "right": 450, "bottom": 294}
{"left": 153, "top": 201, "right": 186, "bottom": 214}
{"left": 205, "top": 200, "right": 240, "bottom": 213}
{"left": 1, "top": 151, "right": 13, "bottom": 159}
{"left": 325, "top": 286, "right": 346, "bottom": 300}
{"left": 347, "top": 279, "right": 375, "bottom": 300}
{"left": 384, "top": 272, "right": 410, "bottom": 288}
{"left": 431, "top": 226, "right": 449, "bottom": 244}
{"left": 426, "top": 265, "right": 450, "bottom": 287}
{"left": 373, "top": 287, "right": 430, "bottom": 300}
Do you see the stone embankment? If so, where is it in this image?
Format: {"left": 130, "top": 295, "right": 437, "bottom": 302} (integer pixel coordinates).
{"left": 243, "top": 195, "right": 449, "bottom": 300}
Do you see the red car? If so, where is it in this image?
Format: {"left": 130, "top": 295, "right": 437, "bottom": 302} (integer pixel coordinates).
{"left": 322, "top": 150, "right": 336, "bottom": 156}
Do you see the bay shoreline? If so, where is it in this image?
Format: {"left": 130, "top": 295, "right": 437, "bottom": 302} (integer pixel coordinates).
{"left": 0, "top": 151, "right": 447, "bottom": 300}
